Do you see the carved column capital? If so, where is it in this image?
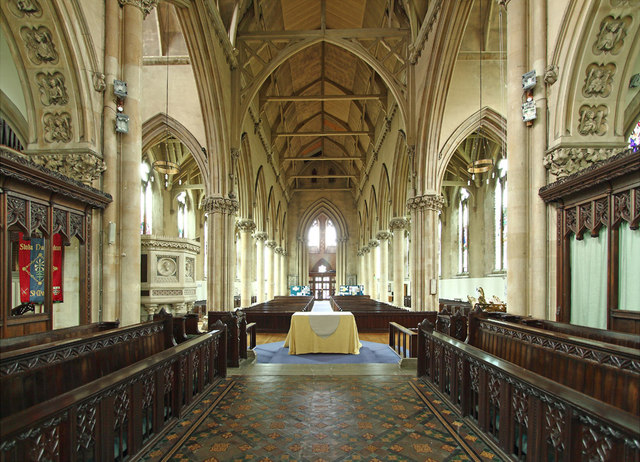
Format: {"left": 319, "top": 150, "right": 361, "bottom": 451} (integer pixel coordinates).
{"left": 230, "top": 147, "right": 240, "bottom": 160}
{"left": 368, "top": 239, "right": 380, "bottom": 248}
{"left": 543, "top": 146, "right": 628, "bottom": 178}
{"left": 236, "top": 219, "right": 256, "bottom": 233}
{"left": 360, "top": 246, "right": 370, "bottom": 254}
{"left": 376, "top": 231, "right": 391, "bottom": 241}
{"left": 265, "top": 240, "right": 277, "bottom": 249}
{"left": 406, "top": 194, "right": 444, "bottom": 212}
{"left": 389, "top": 217, "right": 409, "bottom": 231}
{"left": 275, "top": 246, "right": 284, "bottom": 255}
{"left": 254, "top": 232, "right": 268, "bottom": 241}
{"left": 118, "top": 0, "right": 158, "bottom": 17}
{"left": 30, "top": 152, "right": 106, "bottom": 185}
{"left": 201, "top": 195, "right": 239, "bottom": 215}
{"left": 338, "top": 236, "right": 349, "bottom": 243}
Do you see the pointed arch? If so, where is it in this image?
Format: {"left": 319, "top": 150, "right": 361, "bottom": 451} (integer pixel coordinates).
{"left": 237, "top": 133, "right": 254, "bottom": 219}
{"left": 436, "top": 107, "right": 506, "bottom": 191}
{"left": 254, "top": 166, "right": 268, "bottom": 232}
{"left": 378, "top": 164, "right": 392, "bottom": 230}
{"left": 296, "top": 198, "right": 349, "bottom": 242}
{"left": 142, "top": 113, "right": 209, "bottom": 191}
{"left": 390, "top": 131, "right": 410, "bottom": 217}
{"left": 368, "top": 186, "right": 378, "bottom": 240}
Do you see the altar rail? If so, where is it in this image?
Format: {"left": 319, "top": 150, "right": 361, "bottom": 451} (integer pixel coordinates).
{"left": 417, "top": 322, "right": 640, "bottom": 461}
{"left": 467, "top": 314, "right": 640, "bottom": 415}
{"left": 0, "top": 328, "right": 226, "bottom": 462}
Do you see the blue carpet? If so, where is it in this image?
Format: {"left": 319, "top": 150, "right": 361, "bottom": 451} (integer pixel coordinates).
{"left": 254, "top": 340, "right": 401, "bottom": 364}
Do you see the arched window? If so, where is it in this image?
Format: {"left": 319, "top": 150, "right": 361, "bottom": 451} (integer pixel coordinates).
{"left": 177, "top": 191, "right": 187, "bottom": 238}
{"left": 494, "top": 159, "right": 507, "bottom": 271}
{"left": 325, "top": 219, "right": 337, "bottom": 247}
{"left": 308, "top": 219, "right": 320, "bottom": 251}
{"left": 458, "top": 188, "right": 469, "bottom": 274}
{"left": 140, "top": 162, "right": 153, "bottom": 235}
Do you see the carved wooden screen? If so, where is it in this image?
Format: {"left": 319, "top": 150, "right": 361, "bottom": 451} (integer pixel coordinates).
{"left": 542, "top": 152, "right": 640, "bottom": 334}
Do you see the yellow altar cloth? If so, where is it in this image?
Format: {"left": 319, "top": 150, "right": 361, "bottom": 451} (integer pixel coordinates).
{"left": 284, "top": 312, "right": 362, "bottom": 355}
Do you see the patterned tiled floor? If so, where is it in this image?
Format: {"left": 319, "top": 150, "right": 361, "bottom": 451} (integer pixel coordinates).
{"left": 140, "top": 376, "right": 503, "bottom": 462}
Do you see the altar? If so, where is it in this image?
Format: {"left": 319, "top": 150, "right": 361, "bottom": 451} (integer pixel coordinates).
{"left": 284, "top": 312, "right": 362, "bottom": 355}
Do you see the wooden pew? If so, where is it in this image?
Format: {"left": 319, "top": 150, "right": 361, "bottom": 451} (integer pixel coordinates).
{"left": 0, "top": 318, "right": 176, "bottom": 419}
{"left": 207, "top": 310, "right": 246, "bottom": 367}
{"left": 466, "top": 311, "right": 640, "bottom": 415}
{"left": 417, "top": 321, "right": 639, "bottom": 462}
{"left": 0, "top": 323, "right": 227, "bottom": 462}
{"left": 0, "top": 321, "right": 120, "bottom": 353}
{"left": 240, "top": 297, "right": 314, "bottom": 333}
{"left": 435, "top": 312, "right": 467, "bottom": 341}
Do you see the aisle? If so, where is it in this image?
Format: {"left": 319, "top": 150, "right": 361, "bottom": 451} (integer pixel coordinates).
{"left": 139, "top": 376, "right": 504, "bottom": 462}
{"left": 311, "top": 300, "right": 333, "bottom": 312}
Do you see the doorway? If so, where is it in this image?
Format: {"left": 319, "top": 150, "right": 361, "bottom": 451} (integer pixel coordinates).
{"left": 309, "top": 271, "right": 336, "bottom": 300}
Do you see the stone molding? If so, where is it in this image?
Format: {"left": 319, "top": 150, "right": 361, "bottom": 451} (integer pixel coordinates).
{"left": 265, "top": 240, "right": 277, "bottom": 249}
{"left": 201, "top": 195, "right": 239, "bottom": 215}
{"left": 543, "top": 146, "right": 629, "bottom": 178}
{"left": 118, "top": 0, "right": 158, "bottom": 18}
{"left": 141, "top": 235, "right": 201, "bottom": 253}
{"left": 376, "top": 231, "right": 391, "bottom": 241}
{"left": 236, "top": 219, "right": 256, "bottom": 232}
{"left": 389, "top": 217, "right": 408, "bottom": 231}
{"left": 29, "top": 151, "right": 106, "bottom": 184}
{"left": 407, "top": 194, "right": 444, "bottom": 212}
{"left": 368, "top": 239, "right": 380, "bottom": 248}
{"left": 408, "top": 0, "right": 442, "bottom": 64}
{"left": 254, "top": 232, "right": 268, "bottom": 241}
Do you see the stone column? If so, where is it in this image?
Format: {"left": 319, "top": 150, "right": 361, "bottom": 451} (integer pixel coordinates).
{"left": 237, "top": 219, "right": 255, "bottom": 308}
{"left": 274, "top": 246, "right": 282, "bottom": 296}
{"left": 296, "top": 237, "right": 307, "bottom": 287}
{"left": 203, "top": 196, "right": 238, "bottom": 311}
{"left": 504, "top": 0, "right": 528, "bottom": 316}
{"left": 389, "top": 218, "right": 408, "bottom": 307}
{"left": 101, "top": 0, "right": 121, "bottom": 322}
{"left": 254, "top": 232, "right": 267, "bottom": 303}
{"left": 359, "top": 247, "right": 369, "bottom": 291}
{"left": 368, "top": 240, "right": 379, "bottom": 300}
{"left": 265, "top": 240, "right": 277, "bottom": 300}
{"left": 118, "top": 0, "right": 157, "bottom": 325}
{"left": 280, "top": 249, "right": 288, "bottom": 295}
{"left": 337, "top": 237, "right": 348, "bottom": 287}
{"left": 376, "top": 231, "right": 391, "bottom": 302}
{"left": 407, "top": 194, "right": 444, "bottom": 311}
{"left": 529, "top": 0, "right": 548, "bottom": 319}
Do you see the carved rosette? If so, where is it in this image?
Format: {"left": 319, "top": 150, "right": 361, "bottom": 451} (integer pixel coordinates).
{"left": 236, "top": 219, "right": 256, "bottom": 233}
{"left": 543, "top": 147, "right": 627, "bottom": 177}
{"left": 118, "top": 0, "right": 158, "bottom": 18}
{"left": 253, "top": 232, "right": 268, "bottom": 241}
{"left": 30, "top": 152, "right": 106, "bottom": 184}
{"left": 368, "top": 239, "right": 380, "bottom": 248}
{"left": 201, "top": 196, "right": 239, "bottom": 215}
{"left": 376, "top": 231, "right": 391, "bottom": 241}
{"left": 406, "top": 194, "right": 445, "bottom": 212}
{"left": 389, "top": 217, "right": 408, "bottom": 231}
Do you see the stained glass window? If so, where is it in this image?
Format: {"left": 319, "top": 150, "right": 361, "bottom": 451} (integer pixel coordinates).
{"left": 459, "top": 188, "right": 469, "bottom": 274}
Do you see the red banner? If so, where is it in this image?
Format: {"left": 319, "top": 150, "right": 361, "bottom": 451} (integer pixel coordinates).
{"left": 18, "top": 233, "right": 31, "bottom": 303}
{"left": 52, "top": 233, "right": 63, "bottom": 302}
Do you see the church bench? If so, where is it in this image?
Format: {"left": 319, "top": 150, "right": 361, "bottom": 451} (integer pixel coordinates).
{"left": 330, "top": 297, "right": 437, "bottom": 332}
{"left": 435, "top": 312, "right": 468, "bottom": 341}
{"left": 0, "top": 317, "right": 178, "bottom": 419}
{"left": 239, "top": 297, "right": 314, "bottom": 332}
{"left": 207, "top": 310, "right": 247, "bottom": 367}
{"left": 388, "top": 322, "right": 418, "bottom": 358}
{"left": 0, "top": 321, "right": 120, "bottom": 353}
{"left": 0, "top": 326, "right": 227, "bottom": 462}
{"left": 465, "top": 313, "right": 640, "bottom": 415}
{"left": 417, "top": 321, "right": 639, "bottom": 462}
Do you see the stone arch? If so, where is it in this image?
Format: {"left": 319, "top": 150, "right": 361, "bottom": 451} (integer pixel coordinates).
{"left": 142, "top": 113, "right": 209, "bottom": 192}
{"left": 390, "top": 131, "right": 410, "bottom": 218}
{"left": 296, "top": 198, "right": 349, "bottom": 242}
{"left": 436, "top": 107, "right": 506, "bottom": 192}
{"left": 254, "top": 166, "right": 268, "bottom": 232}
{"left": 238, "top": 36, "right": 407, "bottom": 132}
{"left": 378, "top": 165, "right": 391, "bottom": 230}
{"left": 237, "top": 133, "right": 254, "bottom": 219}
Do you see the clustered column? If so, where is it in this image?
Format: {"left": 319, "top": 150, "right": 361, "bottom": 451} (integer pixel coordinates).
{"left": 389, "top": 218, "right": 408, "bottom": 307}
{"left": 359, "top": 247, "right": 370, "bottom": 292}
{"left": 376, "top": 231, "right": 391, "bottom": 302}
{"left": 407, "top": 194, "right": 444, "bottom": 311}
{"left": 279, "top": 248, "right": 288, "bottom": 295}
{"left": 254, "top": 232, "right": 267, "bottom": 303}
{"left": 336, "top": 237, "right": 348, "bottom": 287}
{"left": 203, "top": 196, "right": 238, "bottom": 311}
{"left": 265, "top": 240, "right": 277, "bottom": 300}
{"left": 237, "top": 219, "right": 256, "bottom": 308}
{"left": 274, "top": 246, "right": 282, "bottom": 296}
